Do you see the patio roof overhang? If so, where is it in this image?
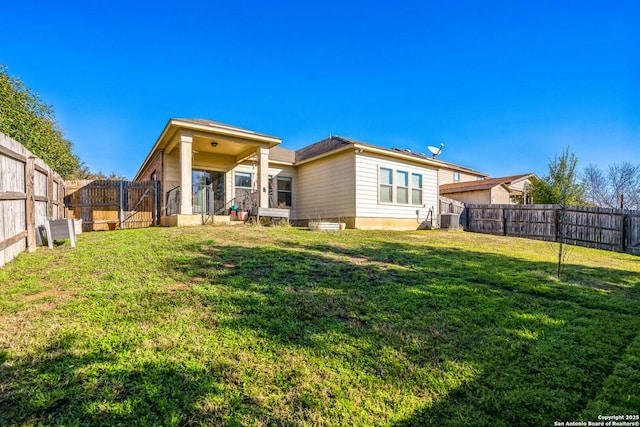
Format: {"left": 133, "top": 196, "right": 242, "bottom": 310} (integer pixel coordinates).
{"left": 135, "top": 118, "right": 281, "bottom": 181}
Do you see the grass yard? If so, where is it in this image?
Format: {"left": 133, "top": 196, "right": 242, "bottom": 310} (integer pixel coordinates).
{"left": 0, "top": 225, "right": 639, "bottom": 426}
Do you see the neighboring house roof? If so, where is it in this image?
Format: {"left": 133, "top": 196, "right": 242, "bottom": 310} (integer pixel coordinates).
{"left": 440, "top": 174, "right": 535, "bottom": 194}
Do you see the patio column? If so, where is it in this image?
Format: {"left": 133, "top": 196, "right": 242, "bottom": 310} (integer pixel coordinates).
{"left": 179, "top": 132, "right": 193, "bottom": 215}
{"left": 257, "top": 146, "right": 269, "bottom": 208}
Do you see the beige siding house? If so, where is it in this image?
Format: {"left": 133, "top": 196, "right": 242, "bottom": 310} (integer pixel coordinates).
{"left": 440, "top": 174, "right": 537, "bottom": 205}
{"left": 135, "top": 118, "right": 489, "bottom": 229}
{"left": 438, "top": 167, "right": 487, "bottom": 186}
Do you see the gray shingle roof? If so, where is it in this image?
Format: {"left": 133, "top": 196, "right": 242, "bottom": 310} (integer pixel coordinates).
{"left": 295, "top": 136, "right": 356, "bottom": 162}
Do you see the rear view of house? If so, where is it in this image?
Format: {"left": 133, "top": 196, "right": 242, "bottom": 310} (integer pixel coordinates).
{"left": 135, "top": 118, "right": 501, "bottom": 230}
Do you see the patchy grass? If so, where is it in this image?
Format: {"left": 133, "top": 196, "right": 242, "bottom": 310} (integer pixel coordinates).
{"left": 0, "top": 226, "right": 639, "bottom": 426}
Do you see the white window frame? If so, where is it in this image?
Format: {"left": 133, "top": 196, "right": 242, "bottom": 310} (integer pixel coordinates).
{"left": 379, "top": 167, "right": 394, "bottom": 203}
{"left": 411, "top": 173, "right": 423, "bottom": 205}
{"left": 276, "top": 176, "right": 292, "bottom": 207}
{"left": 378, "top": 166, "right": 424, "bottom": 206}
{"left": 234, "top": 171, "right": 253, "bottom": 189}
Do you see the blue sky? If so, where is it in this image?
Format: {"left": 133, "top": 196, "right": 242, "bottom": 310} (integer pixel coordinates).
{"left": 2, "top": 1, "right": 638, "bottom": 179}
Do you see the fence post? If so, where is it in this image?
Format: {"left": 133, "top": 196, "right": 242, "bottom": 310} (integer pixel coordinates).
{"left": 47, "top": 168, "right": 54, "bottom": 219}
{"left": 461, "top": 205, "right": 468, "bottom": 230}
{"left": 503, "top": 207, "right": 508, "bottom": 236}
{"left": 25, "top": 156, "right": 36, "bottom": 252}
{"left": 118, "top": 180, "right": 124, "bottom": 228}
{"left": 622, "top": 213, "right": 628, "bottom": 253}
{"left": 153, "top": 180, "right": 160, "bottom": 225}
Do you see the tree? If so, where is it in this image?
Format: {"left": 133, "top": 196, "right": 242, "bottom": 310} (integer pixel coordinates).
{"left": 526, "top": 148, "right": 585, "bottom": 280}
{"left": 583, "top": 162, "right": 640, "bottom": 210}
{"left": 67, "top": 164, "right": 128, "bottom": 181}
{"left": 527, "top": 147, "right": 585, "bottom": 205}
{"left": 0, "top": 65, "right": 80, "bottom": 178}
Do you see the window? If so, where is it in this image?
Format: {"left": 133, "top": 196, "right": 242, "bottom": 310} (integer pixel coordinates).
{"left": 379, "top": 168, "right": 393, "bottom": 203}
{"left": 235, "top": 171, "right": 252, "bottom": 188}
{"left": 412, "top": 173, "right": 422, "bottom": 205}
{"left": 397, "top": 171, "right": 408, "bottom": 204}
{"left": 277, "top": 176, "right": 292, "bottom": 207}
{"left": 150, "top": 171, "right": 157, "bottom": 181}
{"left": 379, "top": 167, "right": 423, "bottom": 205}
{"left": 453, "top": 172, "right": 461, "bottom": 183}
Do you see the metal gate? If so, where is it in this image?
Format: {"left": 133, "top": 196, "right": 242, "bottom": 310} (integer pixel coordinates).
{"left": 65, "top": 180, "right": 160, "bottom": 231}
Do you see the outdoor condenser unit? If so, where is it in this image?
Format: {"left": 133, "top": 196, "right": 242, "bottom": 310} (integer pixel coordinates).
{"left": 440, "top": 213, "right": 460, "bottom": 230}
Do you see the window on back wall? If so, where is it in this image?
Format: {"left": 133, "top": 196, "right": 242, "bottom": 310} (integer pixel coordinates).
{"left": 235, "top": 171, "right": 252, "bottom": 189}
{"left": 453, "top": 171, "right": 461, "bottom": 183}
{"left": 412, "top": 173, "right": 423, "bottom": 205}
{"left": 379, "top": 167, "right": 393, "bottom": 203}
{"left": 397, "top": 171, "right": 409, "bottom": 204}
{"left": 379, "top": 167, "right": 423, "bottom": 205}
{"left": 234, "top": 171, "right": 254, "bottom": 212}
{"left": 276, "top": 176, "right": 292, "bottom": 207}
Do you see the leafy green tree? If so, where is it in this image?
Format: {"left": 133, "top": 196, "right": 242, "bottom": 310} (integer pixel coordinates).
{"left": 526, "top": 148, "right": 585, "bottom": 279}
{"left": 68, "top": 164, "right": 127, "bottom": 181}
{"left": 527, "top": 147, "right": 585, "bottom": 205}
{"left": 0, "top": 65, "right": 80, "bottom": 178}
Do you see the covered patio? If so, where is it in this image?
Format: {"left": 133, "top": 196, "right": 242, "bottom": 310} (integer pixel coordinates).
{"left": 134, "top": 118, "right": 283, "bottom": 226}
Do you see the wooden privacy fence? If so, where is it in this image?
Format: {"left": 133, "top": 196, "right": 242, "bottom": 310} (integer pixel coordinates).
{"left": 464, "top": 204, "right": 640, "bottom": 255}
{"left": 1, "top": 133, "right": 65, "bottom": 267}
{"left": 440, "top": 196, "right": 466, "bottom": 215}
{"left": 65, "top": 180, "right": 160, "bottom": 231}
{"left": 440, "top": 196, "right": 468, "bottom": 229}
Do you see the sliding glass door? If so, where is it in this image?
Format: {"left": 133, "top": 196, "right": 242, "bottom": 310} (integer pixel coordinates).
{"left": 192, "top": 170, "right": 225, "bottom": 215}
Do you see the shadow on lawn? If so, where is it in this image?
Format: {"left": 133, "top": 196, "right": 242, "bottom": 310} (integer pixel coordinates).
{"left": 0, "top": 330, "right": 292, "bottom": 426}
{"left": 3, "top": 234, "right": 638, "bottom": 426}
{"left": 169, "top": 237, "right": 640, "bottom": 425}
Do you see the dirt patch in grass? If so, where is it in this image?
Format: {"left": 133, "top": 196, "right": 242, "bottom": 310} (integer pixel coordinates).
{"left": 24, "top": 288, "right": 77, "bottom": 302}
{"left": 166, "top": 283, "right": 191, "bottom": 292}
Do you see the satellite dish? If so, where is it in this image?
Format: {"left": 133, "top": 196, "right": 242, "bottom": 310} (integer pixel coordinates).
{"left": 427, "top": 143, "right": 444, "bottom": 158}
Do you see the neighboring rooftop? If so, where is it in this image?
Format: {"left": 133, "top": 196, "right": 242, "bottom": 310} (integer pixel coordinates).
{"left": 440, "top": 174, "right": 535, "bottom": 194}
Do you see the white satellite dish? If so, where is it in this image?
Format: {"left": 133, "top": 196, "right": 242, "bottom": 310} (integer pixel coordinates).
{"left": 427, "top": 143, "right": 444, "bottom": 158}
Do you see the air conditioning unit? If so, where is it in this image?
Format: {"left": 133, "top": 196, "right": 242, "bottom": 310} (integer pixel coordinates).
{"left": 440, "top": 213, "right": 460, "bottom": 230}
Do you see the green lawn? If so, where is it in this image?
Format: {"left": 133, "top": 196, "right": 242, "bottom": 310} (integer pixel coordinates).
{"left": 1, "top": 225, "right": 639, "bottom": 426}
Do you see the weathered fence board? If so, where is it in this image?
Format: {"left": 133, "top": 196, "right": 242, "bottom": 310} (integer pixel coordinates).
{"left": 65, "top": 180, "right": 160, "bottom": 231}
{"left": 627, "top": 213, "right": 640, "bottom": 255}
{"left": 0, "top": 132, "right": 65, "bottom": 267}
{"left": 439, "top": 196, "right": 466, "bottom": 215}
{"left": 440, "top": 196, "right": 468, "bottom": 229}
{"left": 465, "top": 204, "right": 640, "bottom": 255}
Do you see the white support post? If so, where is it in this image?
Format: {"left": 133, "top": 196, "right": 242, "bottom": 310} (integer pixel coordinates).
{"left": 257, "top": 146, "right": 269, "bottom": 208}
{"left": 179, "top": 132, "right": 193, "bottom": 215}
